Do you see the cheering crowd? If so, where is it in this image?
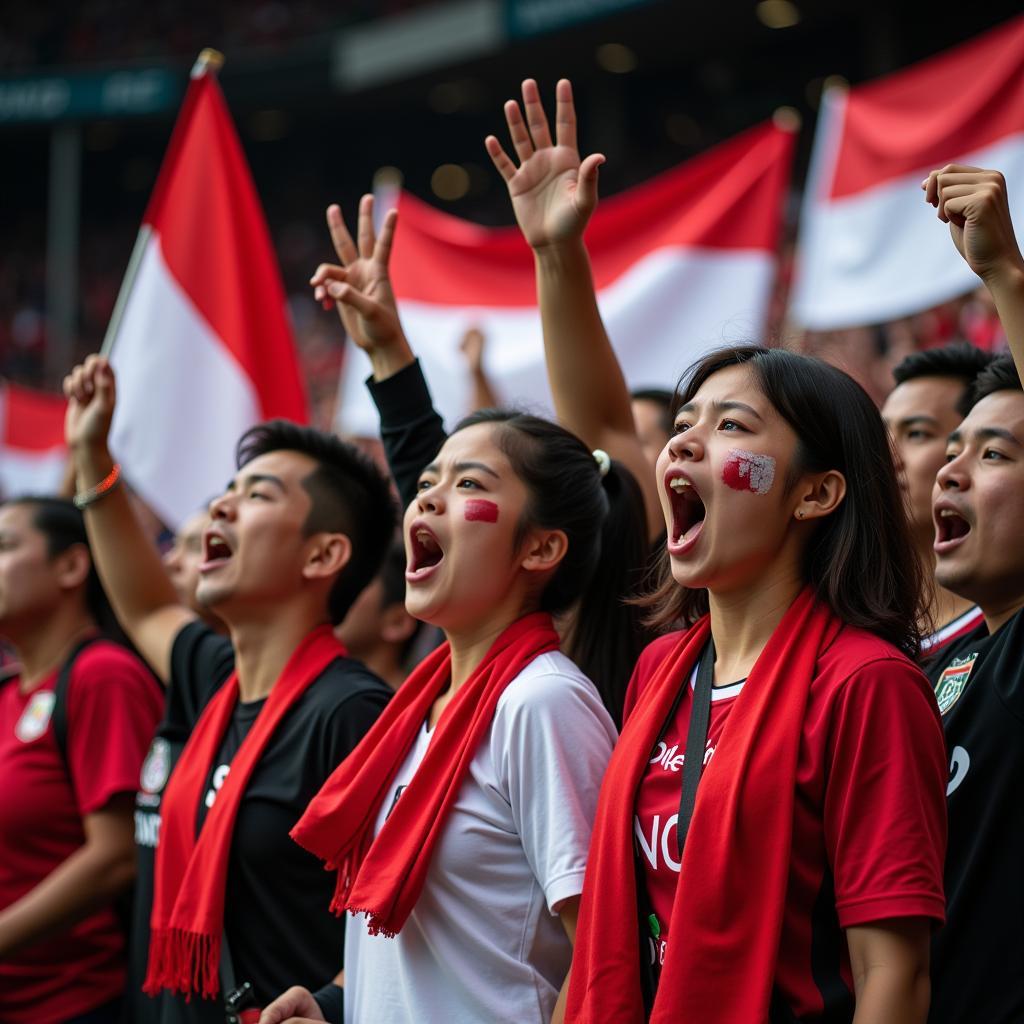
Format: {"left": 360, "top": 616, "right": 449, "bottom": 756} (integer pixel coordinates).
{"left": 1, "top": 79, "right": 1022, "bottom": 1024}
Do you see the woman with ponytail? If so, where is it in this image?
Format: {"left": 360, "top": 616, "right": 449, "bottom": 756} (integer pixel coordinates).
{"left": 260, "top": 198, "right": 648, "bottom": 1024}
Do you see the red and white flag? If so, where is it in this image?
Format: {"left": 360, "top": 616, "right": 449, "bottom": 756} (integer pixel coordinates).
{"left": 0, "top": 381, "right": 67, "bottom": 499}
{"left": 337, "top": 121, "right": 795, "bottom": 434}
{"left": 105, "top": 56, "right": 306, "bottom": 529}
{"left": 792, "top": 15, "right": 1024, "bottom": 329}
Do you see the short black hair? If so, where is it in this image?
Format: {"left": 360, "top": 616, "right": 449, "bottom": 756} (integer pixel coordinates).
{"left": 965, "top": 354, "right": 1022, "bottom": 409}
{"left": 236, "top": 420, "right": 396, "bottom": 624}
{"left": 630, "top": 388, "right": 676, "bottom": 436}
{"left": 891, "top": 342, "right": 993, "bottom": 417}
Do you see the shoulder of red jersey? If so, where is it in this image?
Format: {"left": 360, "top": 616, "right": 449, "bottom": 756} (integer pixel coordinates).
{"left": 623, "top": 630, "right": 690, "bottom": 720}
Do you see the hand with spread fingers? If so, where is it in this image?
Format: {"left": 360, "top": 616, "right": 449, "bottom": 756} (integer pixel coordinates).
{"left": 309, "top": 195, "right": 413, "bottom": 379}
{"left": 923, "top": 165, "right": 1024, "bottom": 285}
{"left": 485, "top": 78, "right": 605, "bottom": 251}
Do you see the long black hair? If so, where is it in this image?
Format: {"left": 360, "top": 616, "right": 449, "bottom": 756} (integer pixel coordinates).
{"left": 5, "top": 496, "right": 127, "bottom": 644}
{"left": 453, "top": 410, "right": 650, "bottom": 724}
{"left": 640, "top": 345, "right": 925, "bottom": 658}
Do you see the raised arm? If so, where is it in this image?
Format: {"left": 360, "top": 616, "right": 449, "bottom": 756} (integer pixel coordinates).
{"left": 924, "top": 165, "right": 1024, "bottom": 378}
{"left": 310, "top": 196, "right": 446, "bottom": 509}
{"left": 486, "top": 78, "right": 662, "bottom": 541}
{"left": 63, "top": 356, "right": 195, "bottom": 681}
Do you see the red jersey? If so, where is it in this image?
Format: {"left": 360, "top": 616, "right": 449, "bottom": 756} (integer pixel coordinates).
{"left": 630, "top": 628, "right": 947, "bottom": 1021}
{"left": 0, "top": 641, "right": 162, "bottom": 1024}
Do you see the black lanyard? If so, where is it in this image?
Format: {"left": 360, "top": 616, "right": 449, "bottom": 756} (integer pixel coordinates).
{"left": 676, "top": 638, "right": 715, "bottom": 858}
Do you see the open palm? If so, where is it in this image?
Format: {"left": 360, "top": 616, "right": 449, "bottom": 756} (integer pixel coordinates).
{"left": 486, "top": 79, "right": 605, "bottom": 250}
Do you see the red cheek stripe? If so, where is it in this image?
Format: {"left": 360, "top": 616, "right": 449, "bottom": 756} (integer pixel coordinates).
{"left": 722, "top": 449, "right": 776, "bottom": 494}
{"left": 464, "top": 499, "right": 499, "bottom": 523}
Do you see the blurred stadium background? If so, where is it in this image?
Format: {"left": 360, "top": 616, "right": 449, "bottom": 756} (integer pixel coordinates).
{"left": 1, "top": 0, "right": 1020, "bottom": 426}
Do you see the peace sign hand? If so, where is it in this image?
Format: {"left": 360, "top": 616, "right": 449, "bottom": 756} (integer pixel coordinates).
{"left": 310, "top": 194, "right": 404, "bottom": 355}
{"left": 485, "top": 79, "right": 605, "bottom": 251}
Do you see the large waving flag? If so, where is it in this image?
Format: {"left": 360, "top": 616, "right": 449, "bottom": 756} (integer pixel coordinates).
{"left": 337, "top": 120, "right": 795, "bottom": 434}
{"left": 792, "top": 15, "right": 1024, "bottom": 329}
{"left": 105, "top": 52, "right": 306, "bottom": 529}
{"left": 0, "top": 381, "right": 67, "bottom": 499}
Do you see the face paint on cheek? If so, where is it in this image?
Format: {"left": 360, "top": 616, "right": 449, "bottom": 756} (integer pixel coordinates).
{"left": 722, "top": 449, "right": 776, "bottom": 495}
{"left": 464, "top": 499, "right": 499, "bottom": 523}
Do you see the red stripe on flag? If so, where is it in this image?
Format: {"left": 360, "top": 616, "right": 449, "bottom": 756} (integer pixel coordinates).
{"left": 3, "top": 383, "right": 67, "bottom": 452}
{"left": 143, "top": 73, "right": 306, "bottom": 422}
{"left": 830, "top": 15, "right": 1024, "bottom": 200}
{"left": 390, "top": 121, "right": 794, "bottom": 307}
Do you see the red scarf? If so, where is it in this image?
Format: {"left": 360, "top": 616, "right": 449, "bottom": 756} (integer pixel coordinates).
{"left": 144, "top": 625, "right": 347, "bottom": 999}
{"left": 291, "top": 611, "right": 560, "bottom": 937}
{"left": 567, "top": 588, "right": 841, "bottom": 1023}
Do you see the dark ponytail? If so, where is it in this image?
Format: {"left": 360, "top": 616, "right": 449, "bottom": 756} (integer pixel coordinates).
{"left": 454, "top": 410, "right": 650, "bottom": 724}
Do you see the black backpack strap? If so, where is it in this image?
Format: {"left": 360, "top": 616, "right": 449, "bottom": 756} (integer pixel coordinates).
{"left": 52, "top": 636, "right": 100, "bottom": 768}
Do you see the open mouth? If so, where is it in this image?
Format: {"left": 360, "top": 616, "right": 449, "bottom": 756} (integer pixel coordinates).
{"left": 199, "top": 531, "right": 233, "bottom": 571}
{"left": 934, "top": 507, "right": 971, "bottom": 550}
{"left": 666, "top": 473, "right": 706, "bottom": 553}
{"left": 407, "top": 523, "right": 445, "bottom": 581}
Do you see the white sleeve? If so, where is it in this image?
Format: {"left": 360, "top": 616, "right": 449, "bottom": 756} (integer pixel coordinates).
{"left": 492, "top": 660, "right": 618, "bottom": 914}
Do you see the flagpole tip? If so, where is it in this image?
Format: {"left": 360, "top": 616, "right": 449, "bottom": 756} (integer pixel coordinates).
{"left": 772, "top": 106, "right": 801, "bottom": 133}
{"left": 191, "top": 49, "right": 226, "bottom": 79}
{"left": 822, "top": 74, "right": 849, "bottom": 94}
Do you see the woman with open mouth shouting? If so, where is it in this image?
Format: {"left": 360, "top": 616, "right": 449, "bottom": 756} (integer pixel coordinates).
{"left": 260, "top": 199, "right": 649, "bottom": 1024}
{"left": 266, "top": 409, "right": 630, "bottom": 1024}
{"left": 565, "top": 343, "right": 950, "bottom": 1024}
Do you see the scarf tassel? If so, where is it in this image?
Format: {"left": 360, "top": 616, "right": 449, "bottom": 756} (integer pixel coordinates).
{"left": 144, "top": 927, "right": 222, "bottom": 1001}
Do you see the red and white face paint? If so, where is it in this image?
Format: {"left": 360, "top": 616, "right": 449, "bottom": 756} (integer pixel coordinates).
{"left": 722, "top": 449, "right": 776, "bottom": 495}
{"left": 464, "top": 498, "right": 499, "bottom": 523}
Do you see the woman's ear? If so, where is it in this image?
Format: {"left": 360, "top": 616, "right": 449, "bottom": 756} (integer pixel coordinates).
{"left": 54, "top": 544, "right": 92, "bottom": 593}
{"left": 520, "top": 528, "right": 569, "bottom": 575}
{"left": 793, "top": 469, "right": 846, "bottom": 522}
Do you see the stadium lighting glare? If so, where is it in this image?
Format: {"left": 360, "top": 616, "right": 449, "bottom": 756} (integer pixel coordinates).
{"left": 756, "top": 0, "right": 801, "bottom": 29}
{"left": 431, "top": 163, "right": 471, "bottom": 201}
{"left": 595, "top": 43, "right": 638, "bottom": 74}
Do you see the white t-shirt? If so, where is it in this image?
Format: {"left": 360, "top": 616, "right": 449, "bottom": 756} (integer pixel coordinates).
{"left": 343, "top": 651, "right": 617, "bottom": 1024}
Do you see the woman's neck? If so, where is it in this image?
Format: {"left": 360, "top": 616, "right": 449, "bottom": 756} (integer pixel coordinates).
{"left": 707, "top": 569, "right": 804, "bottom": 685}
{"left": 14, "top": 605, "right": 96, "bottom": 692}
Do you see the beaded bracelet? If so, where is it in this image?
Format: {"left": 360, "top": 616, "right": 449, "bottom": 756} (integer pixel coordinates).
{"left": 73, "top": 462, "right": 122, "bottom": 509}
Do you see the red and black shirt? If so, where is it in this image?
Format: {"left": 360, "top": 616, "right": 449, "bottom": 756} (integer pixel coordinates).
{"left": 0, "top": 641, "right": 161, "bottom": 1024}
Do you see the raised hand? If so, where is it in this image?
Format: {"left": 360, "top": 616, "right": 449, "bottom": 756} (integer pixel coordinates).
{"left": 485, "top": 78, "right": 605, "bottom": 250}
{"left": 309, "top": 195, "right": 404, "bottom": 354}
{"left": 923, "top": 165, "right": 1024, "bottom": 285}
{"left": 63, "top": 354, "right": 117, "bottom": 453}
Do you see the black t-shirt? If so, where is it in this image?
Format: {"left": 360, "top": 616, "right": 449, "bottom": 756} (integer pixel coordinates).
{"left": 131, "top": 622, "right": 391, "bottom": 1024}
{"left": 925, "top": 606, "right": 1024, "bottom": 1024}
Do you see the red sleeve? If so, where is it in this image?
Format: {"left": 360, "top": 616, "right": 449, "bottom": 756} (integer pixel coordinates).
{"left": 824, "top": 657, "right": 948, "bottom": 928}
{"left": 622, "top": 632, "right": 684, "bottom": 722}
{"left": 66, "top": 643, "right": 163, "bottom": 816}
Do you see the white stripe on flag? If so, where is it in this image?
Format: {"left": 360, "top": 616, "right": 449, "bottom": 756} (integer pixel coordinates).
{"left": 794, "top": 130, "right": 1024, "bottom": 329}
{"left": 0, "top": 447, "right": 66, "bottom": 499}
{"left": 109, "top": 234, "right": 261, "bottom": 529}
{"left": 337, "top": 247, "right": 775, "bottom": 436}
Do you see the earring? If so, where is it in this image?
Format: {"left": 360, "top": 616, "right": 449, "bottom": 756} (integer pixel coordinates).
{"left": 796, "top": 509, "right": 805, "bottom": 519}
